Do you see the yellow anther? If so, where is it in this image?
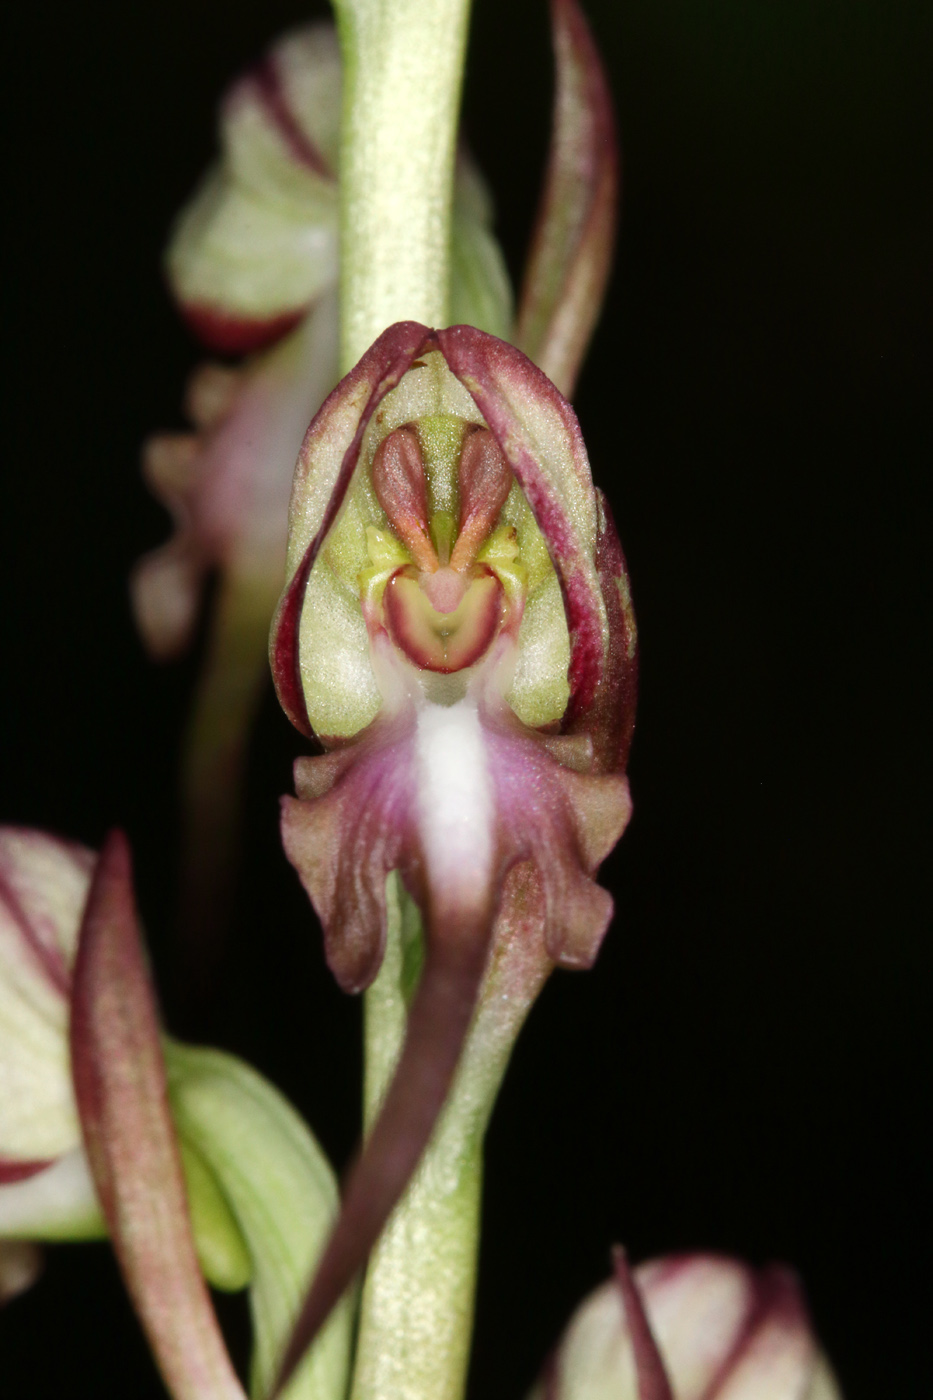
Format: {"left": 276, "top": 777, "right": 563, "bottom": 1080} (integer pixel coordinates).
{"left": 359, "top": 527, "right": 411, "bottom": 608}
{"left": 365, "top": 525, "right": 410, "bottom": 570}
{"left": 476, "top": 524, "right": 520, "bottom": 565}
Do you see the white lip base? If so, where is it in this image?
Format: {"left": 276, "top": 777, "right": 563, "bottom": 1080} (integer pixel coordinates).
{"left": 414, "top": 697, "right": 494, "bottom": 910}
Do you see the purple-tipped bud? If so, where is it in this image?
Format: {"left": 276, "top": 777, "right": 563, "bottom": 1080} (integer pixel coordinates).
{"left": 533, "top": 1252, "right": 842, "bottom": 1400}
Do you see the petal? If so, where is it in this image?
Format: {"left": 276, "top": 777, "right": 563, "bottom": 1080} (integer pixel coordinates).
{"left": 166, "top": 25, "right": 513, "bottom": 356}
{"left": 574, "top": 489, "right": 638, "bottom": 771}
{"left": 282, "top": 724, "right": 414, "bottom": 993}
{"left": 274, "top": 323, "right": 635, "bottom": 761}
{"left": 805, "top": 1358, "right": 844, "bottom": 1400}
{"left": 130, "top": 537, "right": 206, "bottom": 660}
{"left": 516, "top": 0, "right": 618, "bottom": 399}
{"left": 0, "top": 828, "right": 94, "bottom": 986}
{"left": 636, "top": 1255, "right": 759, "bottom": 1399}
{"left": 543, "top": 1256, "right": 837, "bottom": 1400}
{"left": 134, "top": 298, "right": 339, "bottom": 663}
{"left": 70, "top": 831, "right": 245, "bottom": 1400}
{"left": 483, "top": 705, "right": 631, "bottom": 966}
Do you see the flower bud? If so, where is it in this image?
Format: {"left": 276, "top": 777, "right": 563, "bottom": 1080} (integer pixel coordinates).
{"left": 533, "top": 1251, "right": 842, "bottom": 1400}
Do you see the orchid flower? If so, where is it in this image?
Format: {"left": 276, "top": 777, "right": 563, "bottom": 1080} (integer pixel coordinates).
{"left": 131, "top": 22, "right": 513, "bottom": 970}
{"left": 0, "top": 826, "right": 352, "bottom": 1400}
{"left": 131, "top": 0, "right": 610, "bottom": 969}
{"left": 533, "top": 1249, "right": 842, "bottom": 1400}
{"left": 267, "top": 315, "right": 636, "bottom": 1383}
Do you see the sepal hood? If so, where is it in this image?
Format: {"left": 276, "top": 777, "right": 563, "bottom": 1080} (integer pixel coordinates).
{"left": 271, "top": 320, "right": 636, "bottom": 764}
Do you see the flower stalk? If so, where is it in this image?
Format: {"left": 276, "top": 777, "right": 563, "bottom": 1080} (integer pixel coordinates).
{"left": 303, "top": 3, "right": 485, "bottom": 1396}
{"left": 333, "top": 0, "right": 473, "bottom": 368}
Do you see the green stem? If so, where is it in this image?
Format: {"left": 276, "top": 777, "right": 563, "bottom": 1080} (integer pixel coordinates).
{"left": 175, "top": 565, "right": 279, "bottom": 1003}
{"left": 349, "top": 874, "right": 551, "bottom": 1400}
{"left": 334, "top": 0, "right": 473, "bottom": 370}
{"left": 330, "top": 7, "right": 542, "bottom": 1396}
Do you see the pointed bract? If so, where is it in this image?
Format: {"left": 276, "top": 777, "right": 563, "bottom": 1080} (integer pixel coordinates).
{"left": 613, "top": 1248, "right": 674, "bottom": 1400}
{"left": 70, "top": 831, "right": 246, "bottom": 1400}
{"left": 516, "top": 0, "right": 619, "bottom": 398}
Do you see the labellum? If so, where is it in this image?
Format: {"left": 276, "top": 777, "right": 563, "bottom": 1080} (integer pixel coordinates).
{"left": 270, "top": 320, "right": 637, "bottom": 1381}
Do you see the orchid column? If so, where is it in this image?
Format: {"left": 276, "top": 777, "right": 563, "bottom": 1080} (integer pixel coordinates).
{"left": 333, "top": 1, "right": 481, "bottom": 1396}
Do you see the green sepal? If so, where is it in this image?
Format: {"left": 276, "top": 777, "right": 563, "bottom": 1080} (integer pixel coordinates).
{"left": 164, "top": 1042, "right": 354, "bottom": 1400}
{"left": 177, "top": 1136, "right": 252, "bottom": 1293}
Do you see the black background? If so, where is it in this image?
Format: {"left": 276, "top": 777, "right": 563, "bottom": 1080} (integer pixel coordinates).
{"left": 1, "top": 0, "right": 928, "bottom": 1394}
